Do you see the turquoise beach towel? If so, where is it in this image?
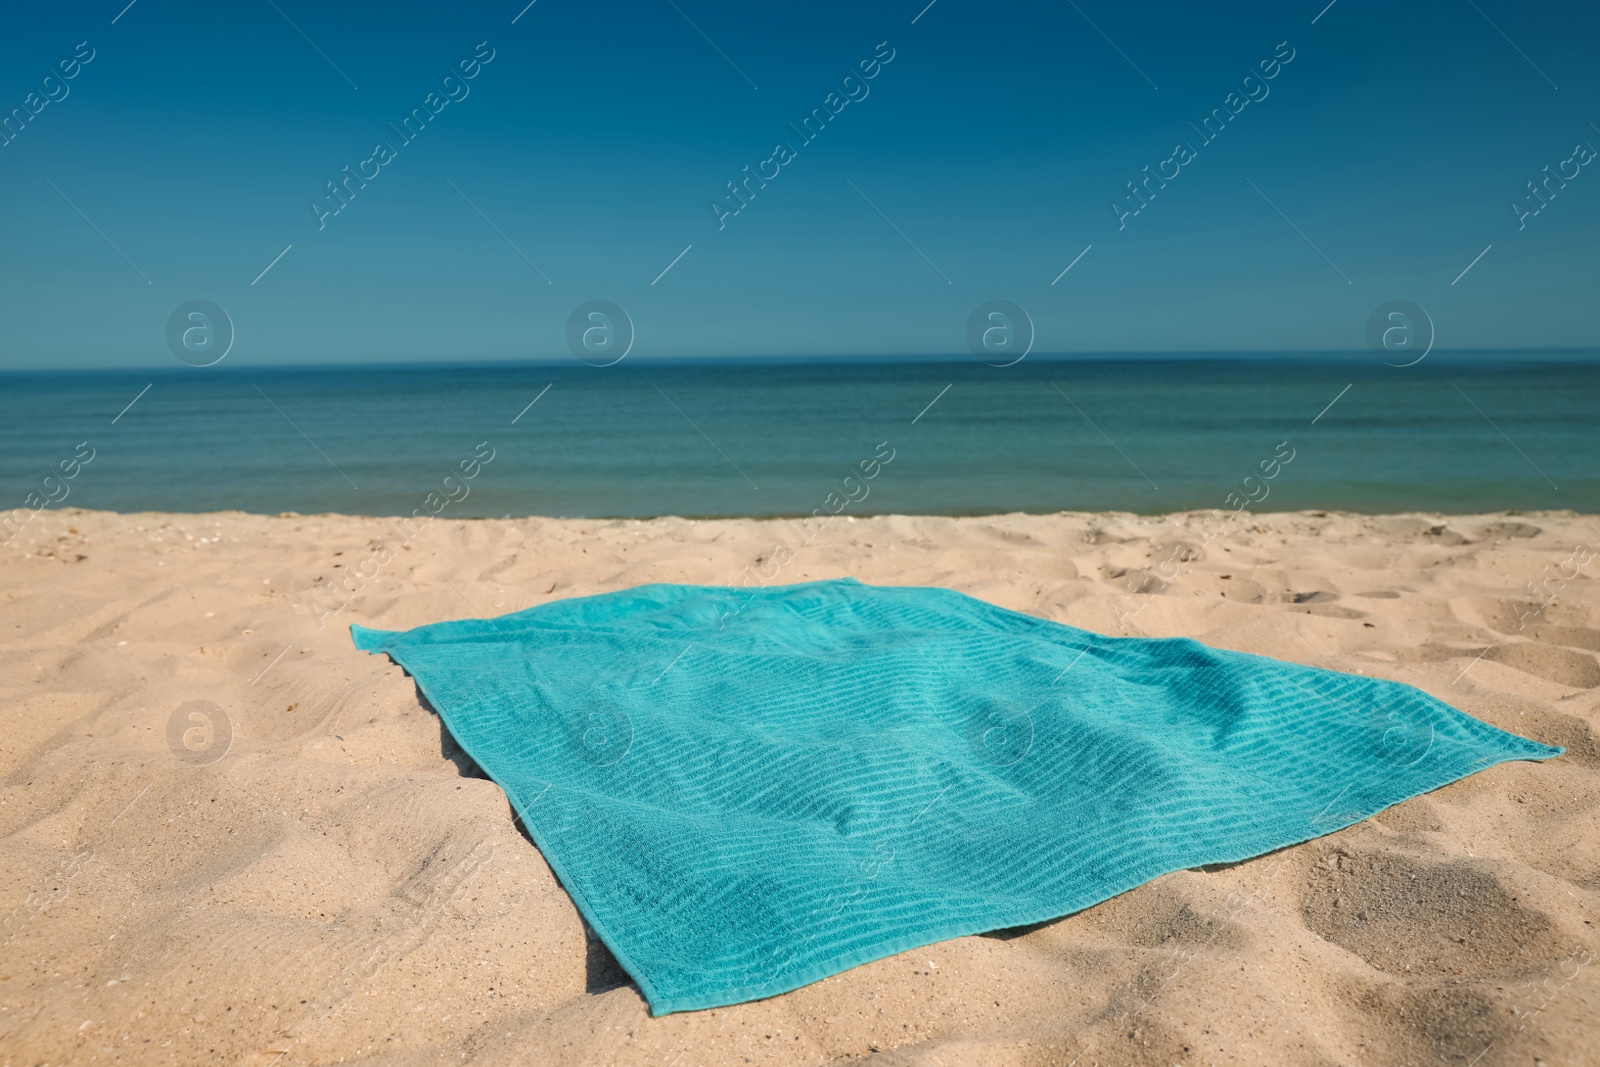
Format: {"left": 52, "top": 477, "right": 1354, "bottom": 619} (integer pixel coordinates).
{"left": 351, "top": 578, "right": 1560, "bottom": 1015}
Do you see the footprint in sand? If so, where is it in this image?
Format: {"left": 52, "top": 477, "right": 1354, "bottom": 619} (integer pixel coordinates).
{"left": 1476, "top": 520, "right": 1543, "bottom": 541}
{"left": 1484, "top": 643, "right": 1600, "bottom": 689}
{"left": 1299, "top": 850, "right": 1562, "bottom": 980}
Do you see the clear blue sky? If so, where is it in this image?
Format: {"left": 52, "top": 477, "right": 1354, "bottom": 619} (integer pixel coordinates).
{"left": 2, "top": 0, "right": 1596, "bottom": 368}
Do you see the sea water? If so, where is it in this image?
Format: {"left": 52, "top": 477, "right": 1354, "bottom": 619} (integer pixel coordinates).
{"left": 2, "top": 353, "right": 1595, "bottom": 518}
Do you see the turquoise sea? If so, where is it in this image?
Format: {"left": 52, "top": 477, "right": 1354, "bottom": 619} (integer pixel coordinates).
{"left": 2, "top": 353, "right": 1595, "bottom": 518}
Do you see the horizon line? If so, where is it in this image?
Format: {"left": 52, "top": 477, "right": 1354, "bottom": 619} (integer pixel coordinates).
{"left": 5, "top": 346, "right": 1600, "bottom": 374}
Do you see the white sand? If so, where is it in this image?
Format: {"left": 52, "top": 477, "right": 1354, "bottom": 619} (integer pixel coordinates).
{"left": 2, "top": 508, "right": 1596, "bottom": 1066}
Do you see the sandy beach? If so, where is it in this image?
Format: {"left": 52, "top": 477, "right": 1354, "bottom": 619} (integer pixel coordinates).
{"left": 3, "top": 507, "right": 1596, "bottom": 1066}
